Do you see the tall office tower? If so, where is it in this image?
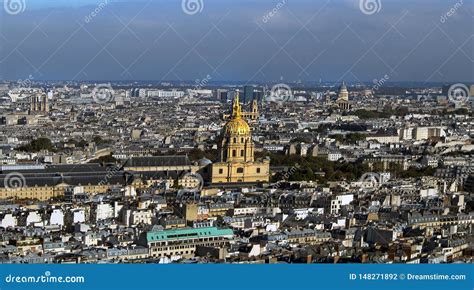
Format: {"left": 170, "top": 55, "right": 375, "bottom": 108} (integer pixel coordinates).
{"left": 213, "top": 89, "right": 228, "bottom": 102}
{"left": 227, "top": 90, "right": 236, "bottom": 102}
{"left": 253, "top": 88, "right": 264, "bottom": 102}
{"left": 243, "top": 86, "right": 254, "bottom": 104}
{"left": 220, "top": 90, "right": 228, "bottom": 102}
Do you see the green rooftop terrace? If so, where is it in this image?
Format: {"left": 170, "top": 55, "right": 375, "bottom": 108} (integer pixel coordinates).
{"left": 147, "top": 227, "right": 234, "bottom": 242}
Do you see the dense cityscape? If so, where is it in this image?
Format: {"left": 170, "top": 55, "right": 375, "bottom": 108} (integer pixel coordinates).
{"left": 0, "top": 81, "right": 472, "bottom": 264}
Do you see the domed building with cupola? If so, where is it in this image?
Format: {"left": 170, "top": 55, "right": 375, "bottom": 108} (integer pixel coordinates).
{"left": 336, "top": 81, "right": 351, "bottom": 110}
{"left": 211, "top": 92, "right": 270, "bottom": 184}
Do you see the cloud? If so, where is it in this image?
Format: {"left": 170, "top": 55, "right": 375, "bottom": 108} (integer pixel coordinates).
{"left": 0, "top": 0, "right": 472, "bottom": 82}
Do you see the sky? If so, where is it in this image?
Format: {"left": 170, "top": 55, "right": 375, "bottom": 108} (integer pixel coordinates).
{"left": 0, "top": 0, "right": 473, "bottom": 83}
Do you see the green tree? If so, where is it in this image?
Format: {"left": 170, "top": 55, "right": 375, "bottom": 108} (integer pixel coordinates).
{"left": 18, "top": 137, "right": 55, "bottom": 152}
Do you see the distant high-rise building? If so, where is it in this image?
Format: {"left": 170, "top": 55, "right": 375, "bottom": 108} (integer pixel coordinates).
{"left": 243, "top": 86, "right": 254, "bottom": 104}
{"left": 213, "top": 89, "right": 228, "bottom": 102}
{"left": 130, "top": 88, "right": 140, "bottom": 97}
{"left": 227, "top": 90, "right": 236, "bottom": 102}
{"left": 253, "top": 88, "right": 264, "bottom": 102}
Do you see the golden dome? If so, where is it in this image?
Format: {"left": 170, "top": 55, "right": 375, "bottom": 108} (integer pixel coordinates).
{"left": 224, "top": 117, "right": 250, "bottom": 136}
{"left": 223, "top": 91, "right": 251, "bottom": 136}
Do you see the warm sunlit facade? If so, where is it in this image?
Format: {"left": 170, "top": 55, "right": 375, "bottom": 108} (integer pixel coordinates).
{"left": 211, "top": 92, "right": 269, "bottom": 184}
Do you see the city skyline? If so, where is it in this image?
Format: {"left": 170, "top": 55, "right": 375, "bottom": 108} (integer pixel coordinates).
{"left": 0, "top": 1, "right": 473, "bottom": 289}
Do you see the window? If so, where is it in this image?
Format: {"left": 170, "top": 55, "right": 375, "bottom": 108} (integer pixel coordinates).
{"left": 219, "top": 169, "right": 223, "bottom": 174}
{"left": 241, "top": 150, "right": 244, "bottom": 156}
{"left": 233, "top": 138, "right": 237, "bottom": 143}
{"left": 232, "top": 150, "right": 236, "bottom": 157}
{"left": 237, "top": 168, "right": 244, "bottom": 173}
{"left": 241, "top": 138, "right": 244, "bottom": 143}
{"left": 256, "top": 168, "right": 261, "bottom": 173}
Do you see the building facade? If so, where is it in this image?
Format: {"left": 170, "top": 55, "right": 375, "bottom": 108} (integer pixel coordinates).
{"left": 211, "top": 93, "right": 269, "bottom": 184}
{"left": 141, "top": 227, "right": 233, "bottom": 258}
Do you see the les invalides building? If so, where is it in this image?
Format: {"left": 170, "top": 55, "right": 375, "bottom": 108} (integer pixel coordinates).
{"left": 211, "top": 92, "right": 270, "bottom": 184}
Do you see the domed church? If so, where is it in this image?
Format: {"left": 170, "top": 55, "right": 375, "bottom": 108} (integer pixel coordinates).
{"left": 211, "top": 92, "right": 270, "bottom": 184}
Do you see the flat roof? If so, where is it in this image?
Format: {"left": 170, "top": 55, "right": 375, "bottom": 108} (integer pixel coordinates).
{"left": 147, "top": 227, "right": 233, "bottom": 242}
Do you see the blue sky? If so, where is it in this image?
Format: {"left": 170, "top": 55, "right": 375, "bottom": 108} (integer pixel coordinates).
{"left": 0, "top": 0, "right": 472, "bottom": 83}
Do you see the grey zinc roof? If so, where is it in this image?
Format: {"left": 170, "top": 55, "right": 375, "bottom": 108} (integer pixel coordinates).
{"left": 124, "top": 156, "right": 191, "bottom": 167}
